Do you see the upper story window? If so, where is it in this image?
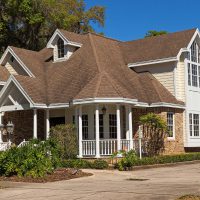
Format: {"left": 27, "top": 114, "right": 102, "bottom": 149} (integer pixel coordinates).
{"left": 57, "top": 38, "right": 64, "bottom": 58}
{"left": 187, "top": 41, "right": 200, "bottom": 87}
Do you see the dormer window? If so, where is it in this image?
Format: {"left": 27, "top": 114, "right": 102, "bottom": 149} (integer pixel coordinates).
{"left": 57, "top": 38, "right": 64, "bottom": 58}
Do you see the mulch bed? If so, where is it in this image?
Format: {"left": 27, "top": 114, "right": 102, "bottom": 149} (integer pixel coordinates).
{"left": 176, "top": 195, "right": 200, "bottom": 200}
{"left": 0, "top": 168, "right": 92, "bottom": 183}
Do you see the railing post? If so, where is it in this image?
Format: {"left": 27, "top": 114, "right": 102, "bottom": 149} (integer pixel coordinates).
{"left": 95, "top": 104, "right": 100, "bottom": 158}
{"left": 78, "top": 106, "right": 83, "bottom": 158}
{"left": 116, "top": 104, "right": 121, "bottom": 152}
{"left": 0, "top": 112, "right": 2, "bottom": 143}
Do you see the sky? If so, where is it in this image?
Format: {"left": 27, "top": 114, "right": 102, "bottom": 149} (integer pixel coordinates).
{"left": 85, "top": 0, "right": 200, "bottom": 41}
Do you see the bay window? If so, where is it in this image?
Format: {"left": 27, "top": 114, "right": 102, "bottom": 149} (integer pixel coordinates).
{"left": 167, "top": 112, "right": 174, "bottom": 138}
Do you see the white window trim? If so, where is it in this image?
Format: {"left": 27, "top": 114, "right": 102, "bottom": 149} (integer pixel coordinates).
{"left": 189, "top": 113, "right": 200, "bottom": 138}
{"left": 167, "top": 112, "right": 175, "bottom": 141}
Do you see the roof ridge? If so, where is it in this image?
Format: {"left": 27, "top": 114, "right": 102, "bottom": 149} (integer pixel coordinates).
{"left": 88, "top": 33, "right": 102, "bottom": 72}
{"left": 94, "top": 73, "right": 102, "bottom": 97}
{"left": 104, "top": 72, "right": 122, "bottom": 97}
{"left": 86, "top": 32, "right": 121, "bottom": 42}
{"left": 123, "top": 28, "right": 197, "bottom": 44}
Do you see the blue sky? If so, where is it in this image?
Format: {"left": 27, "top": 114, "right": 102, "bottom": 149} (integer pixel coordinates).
{"left": 85, "top": 0, "right": 200, "bottom": 41}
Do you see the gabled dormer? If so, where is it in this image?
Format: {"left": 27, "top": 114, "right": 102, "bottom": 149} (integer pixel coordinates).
{"left": 0, "top": 47, "right": 35, "bottom": 77}
{"left": 47, "top": 29, "right": 82, "bottom": 62}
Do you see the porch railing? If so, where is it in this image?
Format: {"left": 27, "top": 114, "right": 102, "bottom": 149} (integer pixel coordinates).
{"left": 0, "top": 142, "right": 11, "bottom": 151}
{"left": 100, "top": 139, "right": 117, "bottom": 155}
{"left": 82, "top": 140, "right": 96, "bottom": 156}
{"left": 121, "top": 139, "right": 130, "bottom": 152}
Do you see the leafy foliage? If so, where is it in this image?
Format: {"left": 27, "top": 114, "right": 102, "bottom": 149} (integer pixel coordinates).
{"left": 0, "top": 0, "right": 105, "bottom": 53}
{"left": 50, "top": 124, "right": 78, "bottom": 159}
{"left": 0, "top": 139, "right": 62, "bottom": 178}
{"left": 145, "top": 30, "right": 168, "bottom": 38}
{"left": 115, "top": 150, "right": 138, "bottom": 171}
{"left": 139, "top": 113, "right": 167, "bottom": 156}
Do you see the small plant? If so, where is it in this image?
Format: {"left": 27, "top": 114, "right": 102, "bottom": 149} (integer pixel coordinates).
{"left": 93, "top": 159, "right": 108, "bottom": 169}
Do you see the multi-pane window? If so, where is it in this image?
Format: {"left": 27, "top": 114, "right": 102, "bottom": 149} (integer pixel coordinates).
{"left": 188, "top": 63, "right": 191, "bottom": 86}
{"left": 57, "top": 38, "right": 64, "bottom": 58}
{"left": 193, "top": 114, "right": 199, "bottom": 137}
{"left": 167, "top": 113, "right": 174, "bottom": 138}
{"left": 94, "top": 114, "right": 104, "bottom": 139}
{"left": 189, "top": 113, "right": 193, "bottom": 137}
{"left": 191, "top": 42, "right": 198, "bottom": 62}
{"left": 192, "top": 64, "right": 198, "bottom": 87}
{"left": 189, "top": 113, "right": 200, "bottom": 137}
{"left": 109, "top": 114, "right": 117, "bottom": 138}
{"left": 82, "top": 115, "right": 88, "bottom": 139}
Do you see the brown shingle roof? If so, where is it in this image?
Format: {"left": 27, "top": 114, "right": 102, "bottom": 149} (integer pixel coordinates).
{"left": 0, "top": 66, "right": 9, "bottom": 82}
{"left": 120, "top": 28, "right": 196, "bottom": 64}
{"left": 1, "top": 28, "right": 191, "bottom": 107}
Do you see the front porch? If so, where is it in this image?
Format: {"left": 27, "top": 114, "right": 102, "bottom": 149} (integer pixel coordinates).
{"left": 0, "top": 102, "right": 143, "bottom": 157}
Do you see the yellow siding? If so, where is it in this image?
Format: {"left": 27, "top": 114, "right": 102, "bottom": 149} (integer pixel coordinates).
{"left": 134, "top": 62, "right": 175, "bottom": 96}
{"left": 176, "top": 61, "right": 185, "bottom": 102}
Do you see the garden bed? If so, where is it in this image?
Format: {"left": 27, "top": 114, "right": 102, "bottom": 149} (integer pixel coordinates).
{"left": 176, "top": 195, "right": 200, "bottom": 200}
{"left": 0, "top": 168, "right": 92, "bottom": 183}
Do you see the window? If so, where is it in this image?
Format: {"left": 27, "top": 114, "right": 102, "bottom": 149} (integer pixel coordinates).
{"left": 188, "top": 63, "right": 191, "bottom": 86}
{"left": 189, "top": 113, "right": 200, "bottom": 137}
{"left": 189, "top": 113, "right": 193, "bottom": 137}
{"left": 94, "top": 114, "right": 104, "bottom": 139}
{"left": 193, "top": 114, "right": 199, "bottom": 137}
{"left": 109, "top": 114, "right": 117, "bottom": 138}
{"left": 191, "top": 42, "right": 197, "bottom": 62}
{"left": 167, "top": 113, "right": 174, "bottom": 138}
{"left": 82, "top": 115, "right": 88, "bottom": 139}
{"left": 192, "top": 64, "right": 198, "bottom": 87}
{"left": 57, "top": 38, "right": 64, "bottom": 58}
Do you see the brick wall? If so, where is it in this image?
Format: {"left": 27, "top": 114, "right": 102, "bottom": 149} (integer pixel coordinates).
{"left": 131, "top": 107, "right": 184, "bottom": 154}
{"left": 2, "top": 110, "right": 45, "bottom": 144}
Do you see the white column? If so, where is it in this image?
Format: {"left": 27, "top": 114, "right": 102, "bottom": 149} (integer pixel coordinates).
{"left": 33, "top": 109, "right": 37, "bottom": 139}
{"left": 125, "top": 106, "right": 129, "bottom": 140}
{"left": 116, "top": 104, "right": 121, "bottom": 151}
{"left": 75, "top": 107, "right": 78, "bottom": 137}
{"left": 78, "top": 106, "right": 83, "bottom": 158}
{"left": 46, "top": 109, "right": 50, "bottom": 140}
{"left": 128, "top": 106, "right": 133, "bottom": 150}
{"left": 0, "top": 113, "right": 2, "bottom": 143}
{"left": 95, "top": 104, "right": 100, "bottom": 158}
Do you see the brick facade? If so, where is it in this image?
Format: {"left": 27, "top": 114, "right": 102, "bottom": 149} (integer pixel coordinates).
{"left": 2, "top": 110, "right": 45, "bottom": 144}
{"left": 131, "top": 107, "right": 184, "bottom": 154}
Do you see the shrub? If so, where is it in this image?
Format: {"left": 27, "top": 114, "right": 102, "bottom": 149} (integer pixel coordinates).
{"left": 62, "top": 159, "right": 109, "bottom": 169}
{"left": 50, "top": 124, "right": 78, "bottom": 159}
{"left": 93, "top": 159, "right": 108, "bottom": 169}
{"left": 116, "top": 150, "right": 138, "bottom": 171}
{"left": 0, "top": 139, "right": 61, "bottom": 178}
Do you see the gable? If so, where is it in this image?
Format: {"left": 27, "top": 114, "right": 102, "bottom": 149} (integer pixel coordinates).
{"left": 0, "top": 47, "right": 35, "bottom": 77}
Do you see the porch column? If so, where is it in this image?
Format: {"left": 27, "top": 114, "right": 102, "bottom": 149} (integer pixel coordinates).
{"left": 78, "top": 105, "right": 83, "bottom": 158}
{"left": 125, "top": 106, "right": 129, "bottom": 140}
{"left": 116, "top": 104, "right": 121, "bottom": 151}
{"left": 33, "top": 109, "right": 37, "bottom": 139}
{"left": 128, "top": 106, "right": 133, "bottom": 150}
{"left": 75, "top": 107, "right": 78, "bottom": 137}
{"left": 0, "top": 113, "right": 2, "bottom": 143}
{"left": 95, "top": 104, "right": 100, "bottom": 158}
{"left": 46, "top": 109, "right": 50, "bottom": 139}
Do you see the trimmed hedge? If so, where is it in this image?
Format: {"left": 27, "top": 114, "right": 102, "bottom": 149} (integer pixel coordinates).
{"left": 62, "top": 159, "right": 108, "bottom": 169}
{"left": 131, "top": 153, "right": 200, "bottom": 166}
{"left": 115, "top": 152, "right": 200, "bottom": 170}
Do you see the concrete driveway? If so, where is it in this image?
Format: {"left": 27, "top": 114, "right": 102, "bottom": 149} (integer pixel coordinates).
{"left": 1, "top": 163, "right": 200, "bottom": 200}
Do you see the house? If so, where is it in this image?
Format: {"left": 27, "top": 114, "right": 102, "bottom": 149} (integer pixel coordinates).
{"left": 0, "top": 28, "right": 199, "bottom": 157}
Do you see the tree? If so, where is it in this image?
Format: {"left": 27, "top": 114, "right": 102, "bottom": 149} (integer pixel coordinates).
{"left": 145, "top": 30, "right": 168, "bottom": 38}
{"left": 139, "top": 113, "right": 167, "bottom": 156}
{"left": 0, "top": 0, "right": 105, "bottom": 53}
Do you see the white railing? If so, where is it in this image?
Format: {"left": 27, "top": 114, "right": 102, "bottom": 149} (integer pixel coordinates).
{"left": 82, "top": 140, "right": 96, "bottom": 156}
{"left": 121, "top": 139, "right": 130, "bottom": 152}
{"left": 18, "top": 139, "right": 29, "bottom": 148}
{"left": 0, "top": 142, "right": 10, "bottom": 151}
{"left": 100, "top": 139, "right": 117, "bottom": 155}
